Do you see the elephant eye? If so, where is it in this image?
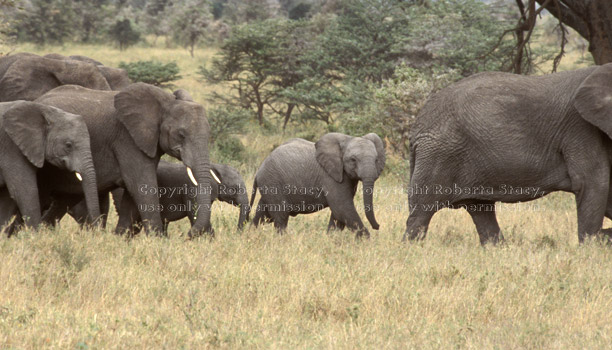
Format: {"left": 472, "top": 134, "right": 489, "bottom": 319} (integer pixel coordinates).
{"left": 65, "top": 141, "right": 73, "bottom": 151}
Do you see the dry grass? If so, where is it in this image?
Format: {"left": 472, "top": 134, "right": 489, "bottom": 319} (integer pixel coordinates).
{"left": 1, "top": 41, "right": 611, "bottom": 349}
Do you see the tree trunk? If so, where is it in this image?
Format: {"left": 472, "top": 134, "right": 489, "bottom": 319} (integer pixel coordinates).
{"left": 536, "top": 0, "right": 612, "bottom": 65}
{"left": 282, "top": 103, "right": 295, "bottom": 130}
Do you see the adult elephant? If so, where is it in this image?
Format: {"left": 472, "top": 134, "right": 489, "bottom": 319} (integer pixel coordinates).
{"left": 405, "top": 64, "right": 612, "bottom": 245}
{"left": 35, "top": 83, "right": 213, "bottom": 236}
{"left": 62, "top": 161, "right": 249, "bottom": 234}
{"left": 0, "top": 53, "right": 113, "bottom": 101}
{"left": 250, "top": 132, "right": 385, "bottom": 237}
{"left": 0, "top": 101, "right": 99, "bottom": 233}
{"left": 43, "top": 53, "right": 131, "bottom": 90}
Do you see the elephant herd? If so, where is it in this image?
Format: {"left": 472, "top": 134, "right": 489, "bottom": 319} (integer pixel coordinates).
{"left": 1, "top": 52, "right": 612, "bottom": 245}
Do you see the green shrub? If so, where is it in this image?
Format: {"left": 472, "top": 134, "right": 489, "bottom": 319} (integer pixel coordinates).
{"left": 207, "top": 106, "right": 249, "bottom": 143}
{"left": 212, "top": 136, "right": 246, "bottom": 164}
{"left": 118, "top": 60, "right": 182, "bottom": 89}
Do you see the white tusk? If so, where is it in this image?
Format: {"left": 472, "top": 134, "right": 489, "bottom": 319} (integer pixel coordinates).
{"left": 75, "top": 172, "right": 83, "bottom": 181}
{"left": 210, "top": 169, "right": 221, "bottom": 184}
{"left": 186, "top": 167, "right": 198, "bottom": 186}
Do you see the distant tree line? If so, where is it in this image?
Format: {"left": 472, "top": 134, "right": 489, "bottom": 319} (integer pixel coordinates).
{"left": 201, "top": 0, "right": 518, "bottom": 157}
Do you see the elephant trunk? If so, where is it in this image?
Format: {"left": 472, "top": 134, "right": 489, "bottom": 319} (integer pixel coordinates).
{"left": 237, "top": 191, "right": 250, "bottom": 230}
{"left": 76, "top": 150, "right": 101, "bottom": 224}
{"left": 188, "top": 152, "right": 213, "bottom": 237}
{"left": 362, "top": 178, "right": 379, "bottom": 230}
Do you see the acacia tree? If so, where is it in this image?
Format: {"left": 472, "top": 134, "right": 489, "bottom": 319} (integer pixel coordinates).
{"left": 170, "top": 0, "right": 212, "bottom": 57}
{"left": 201, "top": 19, "right": 310, "bottom": 127}
{"left": 511, "top": 0, "right": 612, "bottom": 72}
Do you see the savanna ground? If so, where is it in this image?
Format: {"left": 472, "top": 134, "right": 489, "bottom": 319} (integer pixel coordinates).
{"left": 1, "top": 40, "right": 612, "bottom": 349}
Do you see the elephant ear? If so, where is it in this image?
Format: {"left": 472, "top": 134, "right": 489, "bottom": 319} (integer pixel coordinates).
{"left": 363, "top": 133, "right": 386, "bottom": 176}
{"left": 114, "top": 83, "right": 174, "bottom": 158}
{"left": 173, "top": 89, "right": 194, "bottom": 101}
{"left": 49, "top": 59, "right": 111, "bottom": 90}
{"left": 2, "top": 102, "right": 46, "bottom": 168}
{"left": 0, "top": 58, "right": 62, "bottom": 101}
{"left": 574, "top": 64, "right": 612, "bottom": 139}
{"left": 315, "top": 133, "right": 352, "bottom": 183}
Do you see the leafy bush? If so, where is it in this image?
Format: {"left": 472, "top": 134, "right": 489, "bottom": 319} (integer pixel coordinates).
{"left": 207, "top": 106, "right": 250, "bottom": 143}
{"left": 118, "top": 61, "right": 182, "bottom": 89}
{"left": 109, "top": 19, "right": 140, "bottom": 50}
{"left": 212, "top": 136, "right": 246, "bottom": 164}
{"left": 340, "top": 65, "right": 459, "bottom": 158}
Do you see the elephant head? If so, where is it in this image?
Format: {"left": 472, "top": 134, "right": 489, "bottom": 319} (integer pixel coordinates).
{"left": 43, "top": 53, "right": 131, "bottom": 90}
{"left": 0, "top": 55, "right": 111, "bottom": 102}
{"left": 114, "top": 83, "right": 213, "bottom": 235}
{"left": 1, "top": 101, "right": 100, "bottom": 221}
{"left": 315, "top": 132, "right": 386, "bottom": 229}
{"left": 212, "top": 163, "right": 249, "bottom": 230}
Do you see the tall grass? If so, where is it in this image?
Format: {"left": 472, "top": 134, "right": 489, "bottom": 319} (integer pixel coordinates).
{"left": 0, "top": 40, "right": 610, "bottom": 349}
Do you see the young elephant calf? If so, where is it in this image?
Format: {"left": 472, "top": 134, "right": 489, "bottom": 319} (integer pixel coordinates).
{"left": 112, "top": 160, "right": 249, "bottom": 235}
{"left": 250, "top": 132, "right": 385, "bottom": 237}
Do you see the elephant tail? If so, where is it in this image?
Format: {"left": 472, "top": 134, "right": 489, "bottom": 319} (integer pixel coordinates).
{"left": 249, "top": 178, "right": 258, "bottom": 209}
{"left": 409, "top": 144, "right": 416, "bottom": 182}
{"left": 247, "top": 177, "right": 260, "bottom": 221}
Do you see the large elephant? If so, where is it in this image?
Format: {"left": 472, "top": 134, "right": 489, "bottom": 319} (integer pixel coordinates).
{"left": 0, "top": 101, "right": 99, "bottom": 233}
{"left": 405, "top": 63, "right": 612, "bottom": 245}
{"left": 60, "top": 161, "right": 249, "bottom": 234}
{"left": 34, "top": 83, "right": 213, "bottom": 236}
{"left": 0, "top": 52, "right": 128, "bottom": 101}
{"left": 250, "top": 132, "right": 386, "bottom": 237}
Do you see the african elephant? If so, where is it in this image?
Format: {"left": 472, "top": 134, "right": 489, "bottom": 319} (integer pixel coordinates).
{"left": 250, "top": 132, "right": 386, "bottom": 237}
{"left": 63, "top": 161, "right": 249, "bottom": 234}
{"left": 405, "top": 63, "right": 612, "bottom": 245}
{"left": 0, "top": 101, "right": 99, "bottom": 233}
{"left": 34, "top": 83, "right": 213, "bottom": 236}
{"left": 0, "top": 52, "right": 125, "bottom": 101}
{"left": 43, "top": 53, "right": 131, "bottom": 90}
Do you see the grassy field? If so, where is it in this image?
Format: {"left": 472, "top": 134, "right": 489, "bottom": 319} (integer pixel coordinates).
{"left": 1, "top": 41, "right": 612, "bottom": 348}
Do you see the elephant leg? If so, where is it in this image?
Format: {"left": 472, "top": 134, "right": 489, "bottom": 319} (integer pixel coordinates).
{"left": 270, "top": 210, "right": 289, "bottom": 233}
{"left": 4, "top": 169, "right": 41, "bottom": 228}
{"left": 115, "top": 149, "right": 164, "bottom": 234}
{"left": 114, "top": 191, "right": 144, "bottom": 236}
{"left": 41, "top": 198, "right": 70, "bottom": 227}
{"left": 0, "top": 188, "right": 19, "bottom": 236}
{"left": 566, "top": 158, "right": 609, "bottom": 242}
{"left": 327, "top": 213, "right": 346, "bottom": 232}
{"left": 403, "top": 203, "right": 436, "bottom": 241}
{"left": 327, "top": 194, "right": 369, "bottom": 238}
{"left": 251, "top": 200, "right": 271, "bottom": 227}
{"left": 67, "top": 192, "right": 110, "bottom": 228}
{"left": 465, "top": 202, "right": 503, "bottom": 245}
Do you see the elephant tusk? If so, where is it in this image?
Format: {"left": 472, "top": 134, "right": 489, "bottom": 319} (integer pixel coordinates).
{"left": 186, "top": 167, "right": 198, "bottom": 186}
{"left": 210, "top": 169, "right": 221, "bottom": 184}
{"left": 75, "top": 172, "right": 83, "bottom": 182}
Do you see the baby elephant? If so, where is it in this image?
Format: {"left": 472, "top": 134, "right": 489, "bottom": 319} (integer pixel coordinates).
{"left": 65, "top": 160, "right": 249, "bottom": 234}
{"left": 250, "top": 132, "right": 385, "bottom": 237}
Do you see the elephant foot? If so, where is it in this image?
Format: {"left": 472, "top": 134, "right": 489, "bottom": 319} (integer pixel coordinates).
{"left": 595, "top": 228, "right": 612, "bottom": 245}
{"left": 188, "top": 225, "right": 215, "bottom": 239}
{"left": 355, "top": 228, "right": 370, "bottom": 240}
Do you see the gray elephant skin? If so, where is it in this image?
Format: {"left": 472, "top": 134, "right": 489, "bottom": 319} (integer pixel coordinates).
{"left": 65, "top": 161, "right": 249, "bottom": 234}
{"left": 0, "top": 101, "right": 100, "bottom": 233}
{"left": 405, "top": 63, "right": 612, "bottom": 245}
{"left": 250, "top": 132, "right": 385, "bottom": 237}
{"left": 0, "top": 52, "right": 130, "bottom": 102}
{"left": 33, "top": 83, "right": 214, "bottom": 236}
